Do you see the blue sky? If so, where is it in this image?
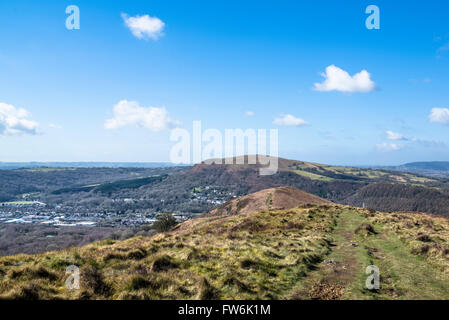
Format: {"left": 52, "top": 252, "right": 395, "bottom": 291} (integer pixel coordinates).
{"left": 0, "top": 0, "right": 449, "bottom": 165}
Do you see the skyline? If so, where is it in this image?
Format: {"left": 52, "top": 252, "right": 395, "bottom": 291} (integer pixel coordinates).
{"left": 1, "top": 0, "right": 449, "bottom": 165}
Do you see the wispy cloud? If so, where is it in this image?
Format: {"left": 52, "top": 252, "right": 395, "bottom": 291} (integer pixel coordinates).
{"left": 0, "top": 102, "right": 39, "bottom": 136}
{"left": 429, "top": 108, "right": 449, "bottom": 125}
{"left": 105, "top": 100, "right": 180, "bottom": 131}
{"left": 411, "top": 138, "right": 446, "bottom": 148}
{"left": 245, "top": 111, "right": 254, "bottom": 117}
{"left": 273, "top": 114, "right": 308, "bottom": 127}
{"left": 314, "top": 65, "right": 376, "bottom": 93}
{"left": 122, "top": 13, "right": 165, "bottom": 40}
{"left": 376, "top": 142, "right": 402, "bottom": 152}
{"left": 386, "top": 130, "right": 407, "bottom": 141}
{"left": 379, "top": 129, "right": 445, "bottom": 151}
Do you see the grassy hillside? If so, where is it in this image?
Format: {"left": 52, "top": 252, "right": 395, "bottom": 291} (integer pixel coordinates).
{"left": 1, "top": 188, "right": 449, "bottom": 300}
{"left": 188, "top": 156, "right": 449, "bottom": 215}
{"left": 380, "top": 161, "right": 449, "bottom": 178}
{"left": 287, "top": 160, "right": 438, "bottom": 184}
{"left": 209, "top": 186, "right": 331, "bottom": 216}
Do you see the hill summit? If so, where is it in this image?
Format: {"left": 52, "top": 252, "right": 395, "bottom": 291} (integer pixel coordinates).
{"left": 210, "top": 186, "right": 331, "bottom": 216}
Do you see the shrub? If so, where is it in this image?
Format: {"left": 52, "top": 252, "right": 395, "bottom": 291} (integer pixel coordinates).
{"left": 152, "top": 213, "right": 178, "bottom": 233}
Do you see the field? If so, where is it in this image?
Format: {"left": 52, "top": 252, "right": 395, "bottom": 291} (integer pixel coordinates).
{"left": 288, "top": 161, "right": 437, "bottom": 184}
{"left": 0, "top": 201, "right": 35, "bottom": 205}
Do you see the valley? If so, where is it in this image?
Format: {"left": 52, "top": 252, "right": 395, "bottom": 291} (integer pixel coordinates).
{"left": 2, "top": 158, "right": 449, "bottom": 256}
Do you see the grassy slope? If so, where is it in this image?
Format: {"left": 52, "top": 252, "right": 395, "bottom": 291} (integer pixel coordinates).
{"left": 1, "top": 205, "right": 449, "bottom": 300}
{"left": 289, "top": 161, "right": 438, "bottom": 185}
{"left": 290, "top": 209, "right": 449, "bottom": 299}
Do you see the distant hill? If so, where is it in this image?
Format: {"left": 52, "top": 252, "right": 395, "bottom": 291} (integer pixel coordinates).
{"left": 184, "top": 156, "right": 449, "bottom": 215}
{"left": 2, "top": 156, "right": 449, "bottom": 216}
{"left": 376, "top": 161, "right": 449, "bottom": 178}
{"left": 402, "top": 161, "right": 449, "bottom": 171}
{"left": 2, "top": 187, "right": 449, "bottom": 300}
{"left": 0, "top": 162, "right": 186, "bottom": 170}
{"left": 342, "top": 182, "right": 449, "bottom": 214}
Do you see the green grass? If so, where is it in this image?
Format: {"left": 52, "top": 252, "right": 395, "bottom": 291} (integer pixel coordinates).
{"left": 1, "top": 204, "right": 449, "bottom": 300}
{"left": 0, "top": 205, "right": 337, "bottom": 300}
{"left": 293, "top": 170, "right": 334, "bottom": 181}
{"left": 289, "top": 161, "right": 441, "bottom": 186}
{"left": 285, "top": 208, "right": 449, "bottom": 300}
{"left": 0, "top": 201, "right": 35, "bottom": 205}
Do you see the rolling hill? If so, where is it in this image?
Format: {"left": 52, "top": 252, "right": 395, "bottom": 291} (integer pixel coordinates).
{"left": 1, "top": 187, "right": 449, "bottom": 300}
{"left": 2, "top": 156, "right": 449, "bottom": 217}
{"left": 380, "top": 161, "right": 449, "bottom": 178}
{"left": 209, "top": 186, "right": 331, "bottom": 216}
{"left": 181, "top": 156, "right": 449, "bottom": 215}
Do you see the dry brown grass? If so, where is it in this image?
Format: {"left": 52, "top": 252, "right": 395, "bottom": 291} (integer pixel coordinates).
{"left": 365, "top": 209, "right": 449, "bottom": 273}
{"left": 0, "top": 204, "right": 337, "bottom": 300}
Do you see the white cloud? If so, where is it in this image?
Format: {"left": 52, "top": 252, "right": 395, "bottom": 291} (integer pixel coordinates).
{"left": 314, "top": 65, "right": 376, "bottom": 93}
{"left": 105, "top": 100, "right": 180, "bottom": 131}
{"left": 411, "top": 138, "right": 446, "bottom": 148}
{"left": 386, "top": 130, "right": 407, "bottom": 141}
{"left": 0, "top": 102, "right": 39, "bottom": 136}
{"left": 245, "top": 111, "right": 254, "bottom": 117}
{"left": 273, "top": 114, "right": 308, "bottom": 127}
{"left": 376, "top": 142, "right": 402, "bottom": 152}
{"left": 122, "top": 13, "right": 165, "bottom": 40}
{"left": 49, "top": 124, "right": 62, "bottom": 129}
{"left": 429, "top": 108, "right": 449, "bottom": 125}
{"left": 379, "top": 130, "right": 445, "bottom": 151}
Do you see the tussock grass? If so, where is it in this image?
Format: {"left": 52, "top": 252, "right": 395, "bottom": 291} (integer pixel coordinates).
{"left": 2, "top": 204, "right": 448, "bottom": 300}
{"left": 0, "top": 205, "right": 336, "bottom": 299}
{"left": 365, "top": 209, "right": 449, "bottom": 273}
